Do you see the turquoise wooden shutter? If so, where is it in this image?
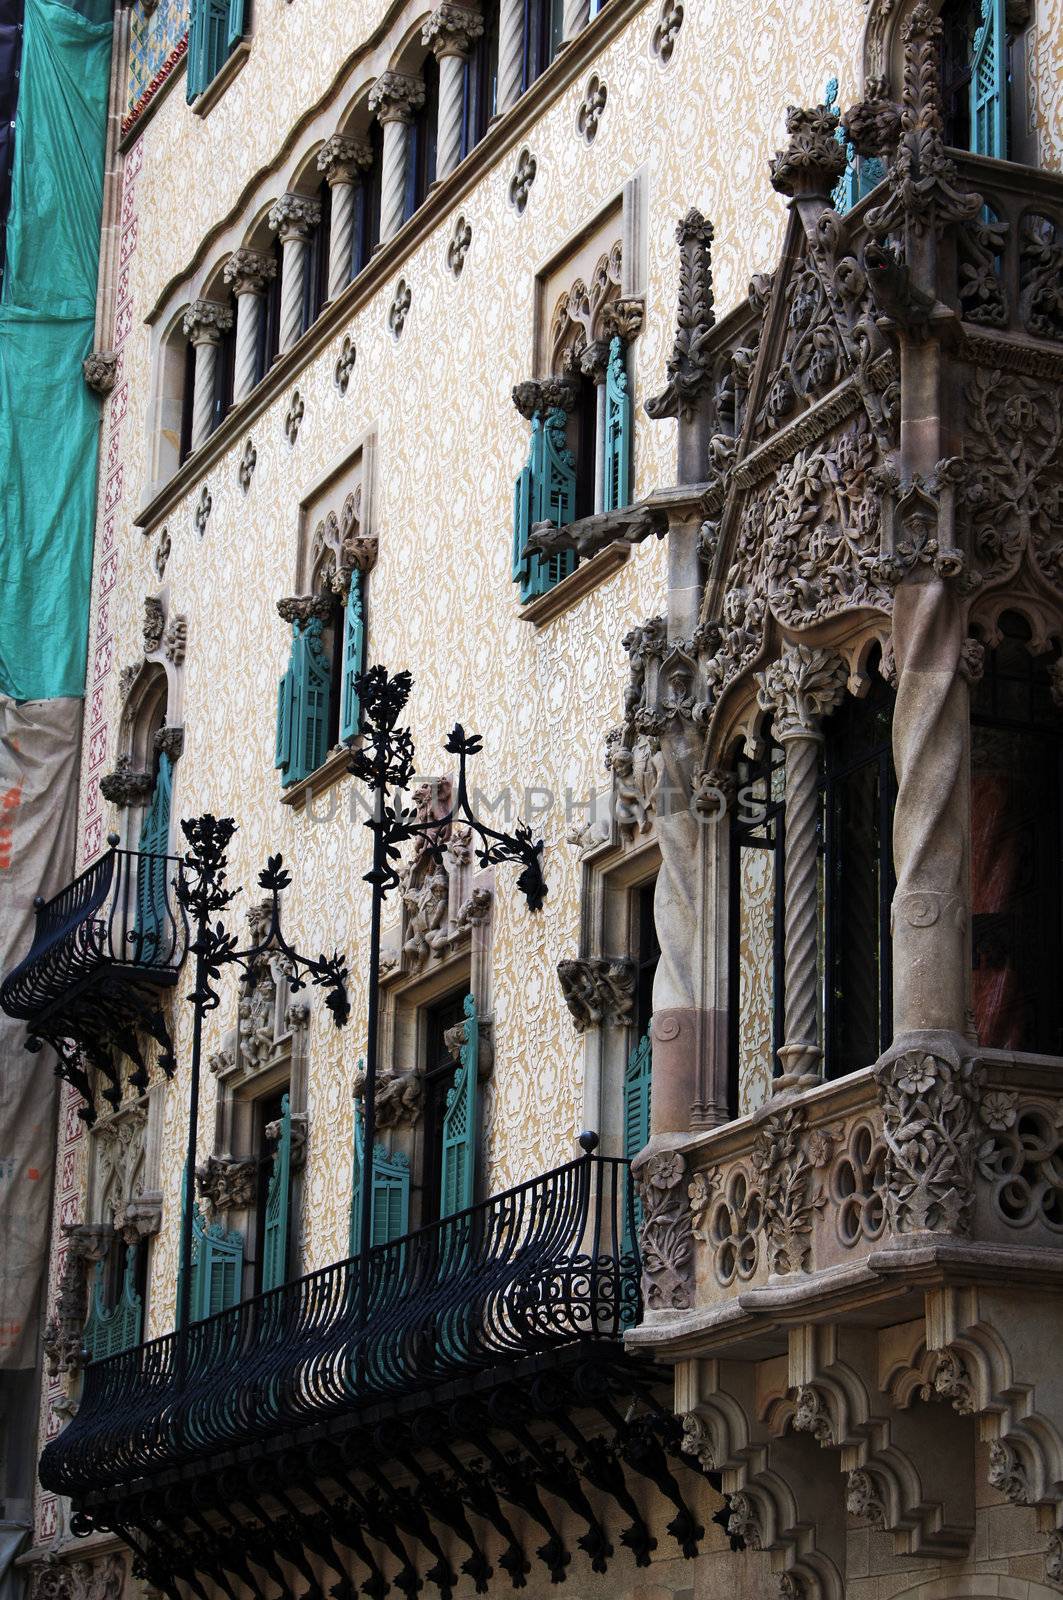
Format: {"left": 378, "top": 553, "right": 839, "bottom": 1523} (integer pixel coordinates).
{"left": 275, "top": 632, "right": 299, "bottom": 785}
{"left": 622, "top": 1029, "right": 652, "bottom": 1256}
{"left": 603, "top": 337, "right": 632, "bottom": 514}
{"left": 136, "top": 751, "right": 173, "bottom": 959}
{"left": 292, "top": 618, "right": 331, "bottom": 781}
{"left": 261, "top": 1094, "right": 292, "bottom": 1292}
{"left": 226, "top": 0, "right": 245, "bottom": 51}
{"left": 512, "top": 417, "right": 540, "bottom": 600}
{"left": 971, "top": 0, "right": 1007, "bottom": 158}
{"left": 203, "top": 0, "right": 229, "bottom": 82}
{"left": 525, "top": 408, "right": 577, "bottom": 600}
{"left": 190, "top": 1203, "right": 244, "bottom": 1320}
{"left": 338, "top": 573, "right": 365, "bottom": 744}
{"left": 186, "top": 0, "right": 208, "bottom": 100}
{"left": 84, "top": 1248, "right": 142, "bottom": 1362}
{"left": 440, "top": 994, "right": 480, "bottom": 1218}
{"left": 349, "top": 1095, "right": 411, "bottom": 1255}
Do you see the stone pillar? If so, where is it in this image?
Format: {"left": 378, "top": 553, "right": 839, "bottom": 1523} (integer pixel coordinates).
{"left": 182, "top": 299, "right": 233, "bottom": 451}
{"left": 222, "top": 249, "right": 276, "bottom": 402}
{"left": 316, "top": 134, "right": 374, "bottom": 302}
{"left": 644, "top": 210, "right": 716, "bottom": 485}
{"left": 562, "top": 0, "right": 590, "bottom": 43}
{"left": 267, "top": 193, "right": 321, "bottom": 355}
{"left": 757, "top": 644, "right": 848, "bottom": 1092}
{"left": 367, "top": 72, "right": 425, "bottom": 243}
{"left": 422, "top": 6, "right": 483, "bottom": 179}
{"left": 496, "top": 0, "right": 524, "bottom": 113}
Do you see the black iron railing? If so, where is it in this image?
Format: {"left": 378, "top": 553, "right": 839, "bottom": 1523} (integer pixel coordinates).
{"left": 1, "top": 842, "right": 186, "bottom": 1019}
{"left": 41, "top": 1148, "right": 639, "bottom": 1499}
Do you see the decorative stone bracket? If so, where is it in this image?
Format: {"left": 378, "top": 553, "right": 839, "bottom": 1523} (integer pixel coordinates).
{"left": 42, "top": 1223, "right": 111, "bottom": 1378}
{"left": 557, "top": 957, "right": 636, "bottom": 1031}
{"left": 196, "top": 1154, "right": 258, "bottom": 1213}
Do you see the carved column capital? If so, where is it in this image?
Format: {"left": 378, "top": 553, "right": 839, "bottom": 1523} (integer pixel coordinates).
{"left": 601, "top": 296, "right": 644, "bottom": 342}
{"left": 182, "top": 297, "right": 234, "bottom": 345}
{"left": 223, "top": 247, "right": 277, "bottom": 295}
{"left": 153, "top": 724, "right": 185, "bottom": 762}
{"left": 317, "top": 133, "right": 374, "bottom": 185}
{"left": 511, "top": 376, "right": 580, "bottom": 419}
{"left": 368, "top": 71, "right": 426, "bottom": 125}
{"left": 99, "top": 755, "right": 153, "bottom": 807}
{"left": 557, "top": 957, "right": 636, "bottom": 1031}
{"left": 276, "top": 591, "right": 334, "bottom": 626}
{"left": 83, "top": 350, "right": 118, "bottom": 394}
{"left": 422, "top": 3, "right": 484, "bottom": 58}
{"left": 769, "top": 103, "right": 848, "bottom": 199}
{"left": 268, "top": 192, "right": 322, "bottom": 242}
{"left": 196, "top": 1155, "right": 258, "bottom": 1213}
{"left": 578, "top": 338, "right": 611, "bottom": 384}
{"left": 756, "top": 644, "right": 848, "bottom": 742}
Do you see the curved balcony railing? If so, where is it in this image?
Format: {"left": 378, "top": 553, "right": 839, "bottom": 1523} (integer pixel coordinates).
{"left": 41, "top": 1150, "right": 640, "bottom": 1500}
{"left": 0, "top": 843, "right": 186, "bottom": 1021}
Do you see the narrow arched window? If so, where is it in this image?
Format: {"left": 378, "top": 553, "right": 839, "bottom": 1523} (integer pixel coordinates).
{"left": 461, "top": 0, "right": 499, "bottom": 155}
{"left": 405, "top": 54, "right": 439, "bottom": 220}
{"left": 971, "top": 613, "right": 1063, "bottom": 1053}
{"left": 351, "top": 124, "right": 383, "bottom": 277}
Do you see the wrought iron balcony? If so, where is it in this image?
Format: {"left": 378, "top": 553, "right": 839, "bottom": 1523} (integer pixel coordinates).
{"left": 45, "top": 1148, "right": 720, "bottom": 1598}
{"left": 0, "top": 840, "right": 186, "bottom": 1117}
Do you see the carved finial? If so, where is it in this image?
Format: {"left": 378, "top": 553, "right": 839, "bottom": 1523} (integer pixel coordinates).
{"left": 645, "top": 209, "right": 715, "bottom": 422}
{"left": 768, "top": 104, "right": 847, "bottom": 199}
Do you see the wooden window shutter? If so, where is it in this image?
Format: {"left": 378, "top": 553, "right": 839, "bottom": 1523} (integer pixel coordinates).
{"left": 188, "top": 1203, "right": 244, "bottom": 1321}
{"left": 519, "top": 408, "right": 576, "bottom": 600}
{"left": 512, "top": 417, "right": 540, "bottom": 601}
{"left": 622, "top": 1029, "right": 652, "bottom": 1255}
{"left": 971, "top": 0, "right": 1007, "bottom": 158}
{"left": 186, "top": 0, "right": 208, "bottom": 100}
{"left": 440, "top": 994, "right": 480, "bottom": 1218}
{"left": 338, "top": 571, "right": 365, "bottom": 745}
{"left": 261, "top": 1093, "right": 293, "bottom": 1292}
{"left": 282, "top": 618, "right": 331, "bottom": 786}
{"left": 602, "top": 337, "right": 632, "bottom": 514}
{"left": 226, "top": 0, "right": 245, "bottom": 52}
{"left": 135, "top": 751, "right": 173, "bottom": 957}
{"left": 84, "top": 1248, "right": 142, "bottom": 1362}
{"left": 275, "top": 630, "right": 299, "bottom": 786}
{"left": 349, "top": 1093, "right": 411, "bottom": 1255}
{"left": 203, "top": 0, "right": 230, "bottom": 83}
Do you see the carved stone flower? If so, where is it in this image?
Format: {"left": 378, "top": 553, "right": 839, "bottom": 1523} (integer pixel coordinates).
{"left": 806, "top": 1129, "right": 835, "bottom": 1168}
{"left": 646, "top": 1150, "right": 685, "bottom": 1189}
{"left": 895, "top": 1053, "right": 938, "bottom": 1096}
{"left": 980, "top": 1089, "right": 1018, "bottom": 1131}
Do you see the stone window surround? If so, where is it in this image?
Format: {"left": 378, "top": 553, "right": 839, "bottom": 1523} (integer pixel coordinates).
{"left": 132, "top": 0, "right": 649, "bottom": 536}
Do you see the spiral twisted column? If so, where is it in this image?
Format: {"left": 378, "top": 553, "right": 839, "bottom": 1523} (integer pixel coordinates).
{"left": 182, "top": 299, "right": 233, "bottom": 451}
{"left": 268, "top": 193, "right": 321, "bottom": 354}
{"left": 317, "top": 135, "right": 374, "bottom": 301}
{"left": 757, "top": 643, "right": 849, "bottom": 1091}
{"left": 223, "top": 249, "right": 276, "bottom": 402}
{"left": 496, "top": 0, "right": 524, "bottom": 113}
{"left": 423, "top": 6, "right": 483, "bottom": 178}
{"left": 368, "top": 73, "right": 425, "bottom": 242}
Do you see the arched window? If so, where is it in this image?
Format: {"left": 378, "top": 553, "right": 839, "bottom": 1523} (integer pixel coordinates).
{"left": 522, "top": 0, "right": 563, "bottom": 89}
{"left": 461, "top": 0, "right": 499, "bottom": 155}
{"left": 404, "top": 53, "right": 438, "bottom": 219}
{"left": 729, "top": 728, "right": 786, "bottom": 1117}
{"left": 970, "top": 613, "right": 1063, "bottom": 1053}
{"left": 178, "top": 339, "right": 196, "bottom": 466}
{"left": 821, "top": 667, "right": 896, "bottom": 1079}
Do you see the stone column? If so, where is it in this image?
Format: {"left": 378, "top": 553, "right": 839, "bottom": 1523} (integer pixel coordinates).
{"left": 316, "top": 134, "right": 374, "bottom": 302}
{"left": 422, "top": 6, "right": 483, "bottom": 180}
{"left": 496, "top": 0, "right": 524, "bottom": 113}
{"left": 222, "top": 249, "right": 276, "bottom": 402}
{"left": 562, "top": 0, "right": 590, "bottom": 43}
{"left": 644, "top": 210, "right": 717, "bottom": 485}
{"left": 367, "top": 72, "right": 425, "bottom": 243}
{"left": 267, "top": 192, "right": 321, "bottom": 355}
{"left": 182, "top": 299, "right": 233, "bottom": 451}
{"left": 757, "top": 644, "right": 848, "bottom": 1092}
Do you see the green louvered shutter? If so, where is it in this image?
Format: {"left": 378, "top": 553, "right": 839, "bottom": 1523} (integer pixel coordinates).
{"left": 349, "top": 1095, "right": 411, "bottom": 1255}
{"left": 136, "top": 751, "right": 173, "bottom": 960}
{"left": 512, "top": 418, "right": 540, "bottom": 601}
{"left": 203, "top": 0, "right": 229, "bottom": 81}
{"left": 524, "top": 408, "right": 576, "bottom": 599}
{"left": 85, "top": 1248, "right": 142, "bottom": 1362}
{"left": 440, "top": 995, "right": 480, "bottom": 1218}
{"left": 603, "top": 337, "right": 633, "bottom": 513}
{"left": 226, "top": 0, "right": 245, "bottom": 51}
{"left": 275, "top": 631, "right": 300, "bottom": 786}
{"left": 186, "top": 0, "right": 208, "bottom": 100}
{"left": 971, "top": 0, "right": 1007, "bottom": 158}
{"left": 261, "top": 1094, "right": 292, "bottom": 1292}
{"left": 622, "top": 1030, "right": 652, "bottom": 1256}
{"left": 292, "top": 618, "right": 331, "bottom": 780}
{"left": 338, "top": 573, "right": 365, "bottom": 744}
{"left": 189, "top": 1204, "right": 244, "bottom": 1321}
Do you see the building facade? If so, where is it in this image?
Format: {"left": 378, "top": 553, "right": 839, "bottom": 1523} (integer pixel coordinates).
{"left": 5, "top": 0, "right": 1063, "bottom": 1591}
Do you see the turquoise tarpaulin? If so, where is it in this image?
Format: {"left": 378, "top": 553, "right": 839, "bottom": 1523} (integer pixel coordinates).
{"left": 0, "top": 0, "right": 111, "bottom": 701}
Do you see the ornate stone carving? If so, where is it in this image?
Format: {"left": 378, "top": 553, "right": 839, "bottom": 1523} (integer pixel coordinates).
{"left": 30, "top": 1553, "right": 127, "bottom": 1600}
{"left": 846, "top": 1468, "right": 887, "bottom": 1527}
{"left": 634, "top": 1149, "right": 694, "bottom": 1311}
{"left": 153, "top": 526, "right": 171, "bottom": 580}
{"left": 508, "top": 147, "right": 537, "bottom": 214}
{"left": 163, "top": 613, "right": 187, "bottom": 665}
{"left": 447, "top": 214, "right": 472, "bottom": 277}
{"left": 402, "top": 857, "right": 449, "bottom": 964}
{"left": 650, "top": 0, "right": 683, "bottom": 63}
{"left": 42, "top": 1223, "right": 110, "bottom": 1377}
{"left": 276, "top": 591, "right": 333, "bottom": 626}
{"left": 196, "top": 1155, "right": 257, "bottom": 1213}
{"left": 874, "top": 1042, "right": 984, "bottom": 1233}
{"left": 556, "top": 957, "right": 636, "bottom": 1031}
{"left": 606, "top": 729, "right": 662, "bottom": 839}
{"left": 99, "top": 755, "right": 153, "bottom": 807}
{"left": 988, "top": 1440, "right": 1033, "bottom": 1505}
{"left": 83, "top": 350, "right": 118, "bottom": 394}
{"left": 601, "top": 296, "right": 644, "bottom": 342}
{"left": 153, "top": 724, "right": 184, "bottom": 762}
{"left": 96, "top": 1105, "right": 150, "bottom": 1233}
{"left": 182, "top": 299, "right": 233, "bottom": 344}
{"left": 223, "top": 248, "right": 277, "bottom": 294}
{"left": 1020, "top": 213, "right": 1063, "bottom": 342}
{"left": 284, "top": 389, "right": 305, "bottom": 445}
{"left": 792, "top": 1384, "right": 834, "bottom": 1446}
{"left": 680, "top": 1410, "right": 716, "bottom": 1469}
{"left": 841, "top": 79, "right": 902, "bottom": 163}
{"left": 769, "top": 104, "right": 847, "bottom": 199}
{"left": 238, "top": 436, "right": 256, "bottom": 492}
{"left": 512, "top": 376, "right": 579, "bottom": 419}
{"left": 962, "top": 368, "right": 1063, "bottom": 591}
{"left": 368, "top": 71, "right": 426, "bottom": 124}
{"left": 355, "top": 1061, "right": 425, "bottom": 1129}
{"left": 750, "top": 1107, "right": 823, "bottom": 1273}
{"left": 267, "top": 192, "right": 322, "bottom": 240}
{"left": 143, "top": 594, "right": 164, "bottom": 654}
{"left": 756, "top": 644, "right": 848, "bottom": 741}
{"left": 645, "top": 209, "right": 715, "bottom": 421}
{"left": 1045, "top": 1530, "right": 1063, "bottom": 1586}
{"left": 921, "top": 1348, "right": 975, "bottom": 1414}
{"left": 726, "top": 1491, "right": 763, "bottom": 1549}
{"left": 577, "top": 74, "right": 607, "bottom": 142}
{"left": 193, "top": 484, "right": 212, "bottom": 537}
{"left": 389, "top": 278, "right": 411, "bottom": 338}
{"left": 316, "top": 133, "right": 374, "bottom": 184}
{"left": 696, "top": 1167, "right": 761, "bottom": 1285}
{"left": 421, "top": 3, "right": 483, "bottom": 55}
{"left": 334, "top": 335, "right": 356, "bottom": 395}
{"left": 976, "top": 1101, "right": 1063, "bottom": 1230}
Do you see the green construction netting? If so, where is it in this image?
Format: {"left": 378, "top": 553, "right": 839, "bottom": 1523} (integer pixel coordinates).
{"left": 0, "top": 0, "right": 111, "bottom": 701}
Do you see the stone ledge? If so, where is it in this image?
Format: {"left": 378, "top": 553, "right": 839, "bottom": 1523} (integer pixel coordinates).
{"left": 518, "top": 543, "right": 631, "bottom": 628}
{"left": 278, "top": 743, "right": 357, "bottom": 809}
{"left": 191, "top": 38, "right": 253, "bottom": 119}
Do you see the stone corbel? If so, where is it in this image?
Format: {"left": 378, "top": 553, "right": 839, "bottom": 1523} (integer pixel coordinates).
{"left": 42, "top": 1223, "right": 112, "bottom": 1378}
{"left": 153, "top": 724, "right": 184, "bottom": 763}
{"left": 601, "top": 296, "right": 644, "bottom": 343}
{"left": 444, "top": 1010, "right": 494, "bottom": 1081}
{"left": 99, "top": 755, "right": 153, "bottom": 807}
{"left": 196, "top": 1155, "right": 258, "bottom": 1214}
{"left": 266, "top": 1108, "right": 308, "bottom": 1169}
{"left": 276, "top": 591, "right": 335, "bottom": 626}
{"left": 511, "top": 376, "right": 580, "bottom": 420}
{"left": 524, "top": 501, "right": 668, "bottom": 562}
{"left": 115, "top": 1193, "right": 163, "bottom": 1243}
{"left": 83, "top": 350, "right": 118, "bottom": 395}
{"left": 556, "top": 957, "right": 636, "bottom": 1032}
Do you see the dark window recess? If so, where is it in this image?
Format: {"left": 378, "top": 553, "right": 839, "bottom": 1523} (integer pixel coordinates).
{"left": 521, "top": 0, "right": 562, "bottom": 90}
{"left": 404, "top": 55, "right": 439, "bottom": 222}
{"left": 572, "top": 372, "right": 598, "bottom": 521}
{"left": 939, "top": 0, "right": 1011, "bottom": 151}
{"left": 634, "top": 879, "right": 660, "bottom": 1040}
{"left": 256, "top": 236, "right": 283, "bottom": 382}
{"left": 178, "top": 340, "right": 196, "bottom": 465}
{"left": 302, "top": 181, "right": 331, "bottom": 333}
{"left": 324, "top": 592, "right": 343, "bottom": 752}
{"left": 210, "top": 308, "right": 237, "bottom": 434}
{"left": 821, "top": 664, "right": 896, "bottom": 1079}
{"left": 100, "top": 1231, "right": 146, "bottom": 1312}
{"left": 728, "top": 730, "right": 786, "bottom": 1117}
{"left": 351, "top": 123, "right": 383, "bottom": 279}
{"left": 251, "top": 1088, "right": 287, "bottom": 1296}
{"left": 420, "top": 992, "right": 467, "bottom": 1227}
{"left": 461, "top": 0, "right": 499, "bottom": 156}
{"left": 971, "top": 613, "right": 1063, "bottom": 1055}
